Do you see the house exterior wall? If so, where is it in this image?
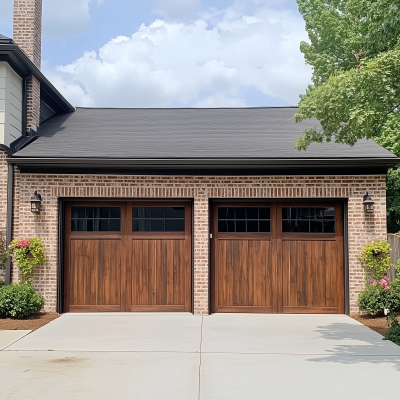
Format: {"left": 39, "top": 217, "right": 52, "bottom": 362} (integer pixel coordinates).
{"left": 0, "top": 62, "right": 23, "bottom": 147}
{"left": 11, "top": 172, "right": 387, "bottom": 315}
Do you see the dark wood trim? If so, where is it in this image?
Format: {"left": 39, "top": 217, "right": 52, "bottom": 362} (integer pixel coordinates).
{"left": 344, "top": 200, "right": 350, "bottom": 315}
{"left": 129, "top": 305, "right": 186, "bottom": 312}
{"left": 69, "top": 233, "right": 122, "bottom": 239}
{"left": 283, "top": 307, "right": 339, "bottom": 314}
{"left": 130, "top": 232, "right": 186, "bottom": 240}
{"left": 66, "top": 201, "right": 128, "bottom": 207}
{"left": 69, "top": 305, "right": 121, "bottom": 312}
{"left": 282, "top": 233, "right": 336, "bottom": 241}
{"left": 218, "top": 306, "right": 274, "bottom": 313}
{"left": 63, "top": 203, "right": 71, "bottom": 312}
{"left": 217, "top": 233, "right": 271, "bottom": 240}
{"left": 56, "top": 198, "right": 65, "bottom": 314}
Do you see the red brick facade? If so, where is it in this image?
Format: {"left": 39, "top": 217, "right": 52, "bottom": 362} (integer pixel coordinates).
{"left": 10, "top": 172, "right": 386, "bottom": 315}
{"left": 13, "top": 0, "right": 42, "bottom": 69}
{"left": 13, "top": 0, "right": 42, "bottom": 132}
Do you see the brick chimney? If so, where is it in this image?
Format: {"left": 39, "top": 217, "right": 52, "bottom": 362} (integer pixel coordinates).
{"left": 13, "top": 0, "right": 42, "bottom": 133}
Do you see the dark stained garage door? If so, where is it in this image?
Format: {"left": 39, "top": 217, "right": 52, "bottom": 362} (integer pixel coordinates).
{"left": 64, "top": 201, "right": 192, "bottom": 312}
{"left": 212, "top": 202, "right": 344, "bottom": 314}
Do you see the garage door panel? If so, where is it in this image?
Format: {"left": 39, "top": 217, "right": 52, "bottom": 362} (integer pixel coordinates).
{"left": 130, "top": 239, "right": 189, "bottom": 309}
{"left": 65, "top": 201, "right": 192, "bottom": 313}
{"left": 69, "top": 239, "right": 122, "bottom": 308}
{"left": 216, "top": 239, "right": 272, "bottom": 311}
{"left": 282, "top": 240, "right": 339, "bottom": 309}
{"left": 213, "top": 202, "right": 344, "bottom": 314}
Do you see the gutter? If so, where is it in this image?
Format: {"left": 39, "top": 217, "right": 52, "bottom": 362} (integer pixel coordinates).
{"left": 0, "top": 41, "right": 75, "bottom": 113}
{"left": 6, "top": 156, "right": 400, "bottom": 169}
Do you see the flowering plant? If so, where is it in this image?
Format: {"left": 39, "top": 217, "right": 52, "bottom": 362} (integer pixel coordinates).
{"left": 356, "top": 239, "right": 392, "bottom": 281}
{"left": 7, "top": 238, "right": 46, "bottom": 281}
{"left": 370, "top": 276, "right": 391, "bottom": 291}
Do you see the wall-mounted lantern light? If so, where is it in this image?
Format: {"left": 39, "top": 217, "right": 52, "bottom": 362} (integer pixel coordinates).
{"left": 30, "top": 191, "right": 42, "bottom": 214}
{"left": 363, "top": 192, "right": 374, "bottom": 214}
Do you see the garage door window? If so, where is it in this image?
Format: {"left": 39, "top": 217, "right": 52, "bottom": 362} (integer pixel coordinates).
{"left": 71, "top": 206, "right": 121, "bottom": 232}
{"left": 218, "top": 207, "right": 271, "bottom": 233}
{"left": 282, "top": 207, "right": 335, "bottom": 233}
{"left": 133, "top": 207, "right": 185, "bottom": 232}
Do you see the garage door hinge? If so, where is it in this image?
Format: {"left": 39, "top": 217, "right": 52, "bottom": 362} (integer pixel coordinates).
{"left": 210, "top": 233, "right": 212, "bottom": 239}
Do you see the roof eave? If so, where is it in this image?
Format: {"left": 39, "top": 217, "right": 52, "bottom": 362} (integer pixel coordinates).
{"left": 7, "top": 157, "right": 400, "bottom": 170}
{"left": 0, "top": 41, "right": 75, "bottom": 113}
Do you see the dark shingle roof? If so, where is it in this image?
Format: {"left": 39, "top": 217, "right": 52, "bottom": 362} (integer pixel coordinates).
{"left": 0, "top": 34, "right": 12, "bottom": 41}
{"left": 13, "top": 107, "right": 396, "bottom": 160}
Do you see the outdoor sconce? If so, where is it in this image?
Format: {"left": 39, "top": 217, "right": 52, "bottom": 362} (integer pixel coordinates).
{"left": 30, "top": 191, "right": 42, "bottom": 214}
{"left": 363, "top": 192, "right": 374, "bottom": 214}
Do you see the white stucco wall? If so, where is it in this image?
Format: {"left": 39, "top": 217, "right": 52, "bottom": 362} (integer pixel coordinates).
{"left": 0, "top": 62, "right": 23, "bottom": 147}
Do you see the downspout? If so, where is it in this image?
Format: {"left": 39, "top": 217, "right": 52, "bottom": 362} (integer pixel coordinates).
{"left": 5, "top": 163, "right": 14, "bottom": 285}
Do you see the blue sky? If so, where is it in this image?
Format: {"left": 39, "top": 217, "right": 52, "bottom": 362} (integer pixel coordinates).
{"left": 0, "top": 0, "right": 311, "bottom": 107}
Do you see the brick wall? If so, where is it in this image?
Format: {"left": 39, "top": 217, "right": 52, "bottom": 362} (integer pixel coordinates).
{"left": 13, "top": 0, "right": 42, "bottom": 69}
{"left": 13, "top": 0, "right": 42, "bottom": 131}
{"left": 11, "top": 173, "right": 387, "bottom": 314}
{"left": 25, "top": 75, "right": 41, "bottom": 131}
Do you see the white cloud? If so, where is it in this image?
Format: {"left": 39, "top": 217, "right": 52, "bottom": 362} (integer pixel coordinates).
{"left": 46, "top": 1, "right": 312, "bottom": 107}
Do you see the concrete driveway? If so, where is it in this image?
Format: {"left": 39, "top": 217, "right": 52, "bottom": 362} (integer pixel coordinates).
{"left": 2, "top": 313, "right": 400, "bottom": 399}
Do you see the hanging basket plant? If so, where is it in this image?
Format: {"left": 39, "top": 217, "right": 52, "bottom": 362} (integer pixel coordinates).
{"left": 7, "top": 238, "right": 46, "bottom": 282}
{"left": 356, "top": 239, "right": 392, "bottom": 282}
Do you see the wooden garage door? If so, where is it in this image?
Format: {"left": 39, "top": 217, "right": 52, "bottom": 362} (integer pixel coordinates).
{"left": 64, "top": 201, "right": 192, "bottom": 312}
{"left": 212, "top": 202, "right": 344, "bottom": 314}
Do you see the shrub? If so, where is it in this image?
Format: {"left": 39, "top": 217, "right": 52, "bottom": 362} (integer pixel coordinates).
{"left": 358, "top": 279, "right": 400, "bottom": 315}
{"left": 0, "top": 282, "right": 44, "bottom": 319}
{"left": 0, "top": 280, "right": 4, "bottom": 289}
{"left": 384, "top": 314, "right": 400, "bottom": 346}
{"left": 356, "top": 239, "right": 392, "bottom": 281}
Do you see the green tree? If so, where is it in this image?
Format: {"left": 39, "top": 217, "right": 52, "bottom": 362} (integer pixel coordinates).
{"left": 298, "top": 0, "right": 400, "bottom": 85}
{"left": 295, "top": 0, "right": 400, "bottom": 231}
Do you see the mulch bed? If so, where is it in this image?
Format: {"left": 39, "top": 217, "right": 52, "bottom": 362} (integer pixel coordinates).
{"left": 350, "top": 314, "right": 396, "bottom": 336}
{"left": 0, "top": 312, "right": 60, "bottom": 331}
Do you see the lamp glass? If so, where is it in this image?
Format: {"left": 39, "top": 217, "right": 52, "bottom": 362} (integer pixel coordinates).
{"left": 31, "top": 201, "right": 40, "bottom": 213}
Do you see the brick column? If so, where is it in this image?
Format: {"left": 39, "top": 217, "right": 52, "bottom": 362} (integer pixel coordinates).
{"left": 193, "top": 196, "right": 209, "bottom": 315}
{"left": 25, "top": 75, "right": 41, "bottom": 131}
{"left": 13, "top": 0, "right": 42, "bottom": 132}
{"left": 13, "top": 0, "right": 42, "bottom": 69}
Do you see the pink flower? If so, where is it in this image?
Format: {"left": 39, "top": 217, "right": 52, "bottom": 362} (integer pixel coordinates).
{"left": 18, "top": 240, "right": 30, "bottom": 248}
{"left": 385, "top": 286, "right": 391, "bottom": 290}
{"left": 383, "top": 277, "right": 390, "bottom": 282}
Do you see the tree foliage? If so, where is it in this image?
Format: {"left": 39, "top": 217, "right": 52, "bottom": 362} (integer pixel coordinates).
{"left": 296, "top": 0, "right": 400, "bottom": 231}
{"left": 294, "top": 47, "right": 400, "bottom": 150}
{"left": 297, "top": 0, "right": 400, "bottom": 85}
